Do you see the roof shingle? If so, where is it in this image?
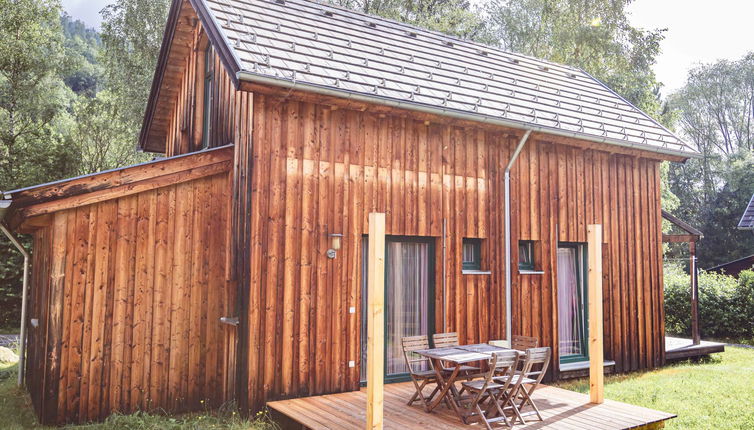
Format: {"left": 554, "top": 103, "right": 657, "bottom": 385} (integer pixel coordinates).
{"left": 739, "top": 194, "right": 754, "bottom": 230}
{"left": 200, "top": 0, "right": 697, "bottom": 157}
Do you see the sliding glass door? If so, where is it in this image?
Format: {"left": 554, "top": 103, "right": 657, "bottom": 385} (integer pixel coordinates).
{"left": 361, "top": 237, "right": 435, "bottom": 382}
{"left": 557, "top": 244, "right": 588, "bottom": 363}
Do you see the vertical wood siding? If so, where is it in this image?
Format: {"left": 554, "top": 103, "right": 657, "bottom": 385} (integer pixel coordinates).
{"left": 164, "top": 22, "right": 238, "bottom": 157}
{"left": 24, "top": 173, "right": 233, "bottom": 425}
{"left": 236, "top": 94, "right": 666, "bottom": 411}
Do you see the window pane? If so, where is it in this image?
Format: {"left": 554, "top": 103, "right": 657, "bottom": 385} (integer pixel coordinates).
{"left": 462, "top": 243, "right": 475, "bottom": 263}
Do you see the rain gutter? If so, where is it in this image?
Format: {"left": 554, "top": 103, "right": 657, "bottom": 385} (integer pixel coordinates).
{"left": 504, "top": 130, "right": 532, "bottom": 343}
{"left": 236, "top": 71, "right": 700, "bottom": 160}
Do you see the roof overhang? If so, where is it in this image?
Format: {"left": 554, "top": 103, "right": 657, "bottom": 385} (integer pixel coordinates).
{"left": 139, "top": 0, "right": 242, "bottom": 153}
{"left": 237, "top": 70, "right": 700, "bottom": 161}
{"left": 1, "top": 145, "right": 233, "bottom": 231}
{"left": 661, "top": 210, "right": 703, "bottom": 243}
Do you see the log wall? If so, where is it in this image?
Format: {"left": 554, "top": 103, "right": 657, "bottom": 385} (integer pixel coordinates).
{"left": 235, "top": 93, "right": 666, "bottom": 410}
{"left": 24, "top": 172, "right": 234, "bottom": 425}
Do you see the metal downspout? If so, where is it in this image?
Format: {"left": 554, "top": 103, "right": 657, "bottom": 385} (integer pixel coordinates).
{"left": 0, "top": 200, "right": 30, "bottom": 387}
{"left": 504, "top": 130, "right": 532, "bottom": 343}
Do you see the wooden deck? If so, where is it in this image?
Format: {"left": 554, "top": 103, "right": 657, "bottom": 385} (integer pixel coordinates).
{"left": 268, "top": 381, "right": 676, "bottom": 429}
{"left": 665, "top": 336, "right": 725, "bottom": 360}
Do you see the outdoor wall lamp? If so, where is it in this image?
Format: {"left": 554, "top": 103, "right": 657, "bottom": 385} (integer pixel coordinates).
{"left": 327, "top": 233, "right": 343, "bottom": 259}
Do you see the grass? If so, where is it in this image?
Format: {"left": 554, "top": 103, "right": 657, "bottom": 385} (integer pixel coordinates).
{"left": 3, "top": 347, "right": 753, "bottom": 429}
{"left": 0, "top": 361, "right": 278, "bottom": 430}
{"left": 554, "top": 346, "right": 754, "bottom": 429}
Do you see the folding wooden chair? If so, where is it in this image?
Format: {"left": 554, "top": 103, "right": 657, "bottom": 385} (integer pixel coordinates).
{"left": 401, "top": 335, "right": 441, "bottom": 407}
{"left": 509, "top": 335, "right": 538, "bottom": 373}
{"left": 432, "top": 332, "right": 481, "bottom": 377}
{"left": 511, "top": 335, "right": 538, "bottom": 351}
{"left": 459, "top": 350, "right": 520, "bottom": 429}
{"left": 495, "top": 346, "right": 551, "bottom": 425}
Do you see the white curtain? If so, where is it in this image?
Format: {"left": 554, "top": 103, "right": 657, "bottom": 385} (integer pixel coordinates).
{"left": 385, "top": 241, "right": 430, "bottom": 375}
{"left": 557, "top": 247, "right": 583, "bottom": 357}
{"left": 360, "top": 239, "right": 431, "bottom": 379}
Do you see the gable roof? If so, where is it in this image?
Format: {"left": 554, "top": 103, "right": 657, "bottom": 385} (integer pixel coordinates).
{"left": 142, "top": 0, "right": 698, "bottom": 159}
{"left": 739, "top": 193, "right": 754, "bottom": 230}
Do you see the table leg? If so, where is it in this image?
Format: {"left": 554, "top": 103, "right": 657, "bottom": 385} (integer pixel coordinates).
{"left": 427, "top": 358, "right": 463, "bottom": 420}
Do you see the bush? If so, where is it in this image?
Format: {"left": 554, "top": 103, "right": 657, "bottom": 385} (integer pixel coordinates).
{"left": 664, "top": 264, "right": 754, "bottom": 339}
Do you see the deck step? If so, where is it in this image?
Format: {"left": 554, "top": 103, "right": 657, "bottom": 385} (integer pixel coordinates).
{"left": 559, "top": 360, "right": 616, "bottom": 372}
{"left": 558, "top": 360, "right": 616, "bottom": 379}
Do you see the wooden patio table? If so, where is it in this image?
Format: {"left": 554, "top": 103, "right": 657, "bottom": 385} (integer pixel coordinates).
{"left": 415, "top": 343, "right": 516, "bottom": 423}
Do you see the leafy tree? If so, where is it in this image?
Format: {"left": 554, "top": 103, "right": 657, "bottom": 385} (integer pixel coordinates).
{"left": 61, "top": 13, "right": 103, "bottom": 96}
{"left": 0, "top": 0, "right": 80, "bottom": 189}
{"left": 100, "top": 0, "right": 170, "bottom": 137}
{"left": 667, "top": 53, "right": 754, "bottom": 267}
{"left": 484, "top": 0, "right": 667, "bottom": 118}
{"left": 0, "top": 0, "right": 81, "bottom": 331}
{"left": 72, "top": 90, "right": 146, "bottom": 173}
{"left": 330, "top": 0, "right": 489, "bottom": 41}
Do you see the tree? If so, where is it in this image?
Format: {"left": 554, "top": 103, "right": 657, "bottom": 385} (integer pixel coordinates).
{"left": 61, "top": 13, "right": 103, "bottom": 97}
{"left": 0, "top": 0, "right": 81, "bottom": 331}
{"left": 330, "top": 0, "right": 490, "bottom": 41}
{"left": 100, "top": 0, "right": 170, "bottom": 137}
{"left": 484, "top": 0, "right": 666, "bottom": 117}
{"left": 667, "top": 53, "right": 754, "bottom": 267}
{"left": 72, "top": 90, "right": 148, "bottom": 174}
{"left": 0, "top": 0, "right": 80, "bottom": 189}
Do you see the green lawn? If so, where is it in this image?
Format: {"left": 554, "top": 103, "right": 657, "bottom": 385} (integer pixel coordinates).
{"left": 0, "top": 361, "right": 277, "bottom": 430}
{"left": 555, "top": 346, "right": 754, "bottom": 429}
{"left": 3, "top": 347, "right": 753, "bottom": 429}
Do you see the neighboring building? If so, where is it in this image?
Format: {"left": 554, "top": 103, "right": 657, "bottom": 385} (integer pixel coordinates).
{"left": 707, "top": 255, "right": 754, "bottom": 277}
{"left": 739, "top": 193, "right": 754, "bottom": 231}
{"left": 0, "top": 0, "right": 698, "bottom": 424}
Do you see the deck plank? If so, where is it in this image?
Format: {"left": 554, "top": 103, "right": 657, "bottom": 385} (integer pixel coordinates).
{"left": 665, "top": 336, "right": 725, "bottom": 360}
{"left": 268, "top": 381, "right": 675, "bottom": 429}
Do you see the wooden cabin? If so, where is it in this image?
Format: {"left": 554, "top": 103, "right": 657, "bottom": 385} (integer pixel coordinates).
{"left": 0, "top": 0, "right": 699, "bottom": 424}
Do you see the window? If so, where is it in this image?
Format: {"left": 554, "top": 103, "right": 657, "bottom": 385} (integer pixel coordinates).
{"left": 201, "top": 44, "right": 215, "bottom": 149}
{"left": 462, "top": 238, "right": 482, "bottom": 271}
{"left": 518, "top": 240, "right": 535, "bottom": 271}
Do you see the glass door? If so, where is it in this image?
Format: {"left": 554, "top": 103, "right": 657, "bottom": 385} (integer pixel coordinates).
{"left": 557, "top": 244, "right": 588, "bottom": 363}
{"left": 361, "top": 237, "right": 435, "bottom": 382}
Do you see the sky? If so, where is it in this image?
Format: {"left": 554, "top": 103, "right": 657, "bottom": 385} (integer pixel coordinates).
{"left": 62, "top": 0, "right": 753, "bottom": 96}
{"left": 627, "top": 0, "right": 754, "bottom": 95}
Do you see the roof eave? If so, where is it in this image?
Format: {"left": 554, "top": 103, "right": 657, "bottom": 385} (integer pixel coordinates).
{"left": 237, "top": 70, "right": 701, "bottom": 161}
{"left": 138, "top": 0, "right": 243, "bottom": 154}
{"left": 138, "top": 0, "right": 184, "bottom": 153}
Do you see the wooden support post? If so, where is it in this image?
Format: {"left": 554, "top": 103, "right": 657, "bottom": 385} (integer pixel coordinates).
{"left": 588, "top": 224, "right": 604, "bottom": 404}
{"left": 366, "top": 213, "right": 385, "bottom": 430}
{"left": 689, "top": 241, "right": 700, "bottom": 345}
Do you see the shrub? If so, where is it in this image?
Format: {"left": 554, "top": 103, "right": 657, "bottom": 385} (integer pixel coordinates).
{"left": 664, "top": 264, "right": 754, "bottom": 339}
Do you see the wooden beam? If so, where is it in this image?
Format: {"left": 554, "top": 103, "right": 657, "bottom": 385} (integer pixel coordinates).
{"left": 588, "top": 224, "right": 604, "bottom": 404}
{"left": 690, "top": 242, "right": 700, "bottom": 345}
{"left": 366, "top": 213, "right": 385, "bottom": 430}
{"left": 662, "top": 234, "right": 699, "bottom": 243}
